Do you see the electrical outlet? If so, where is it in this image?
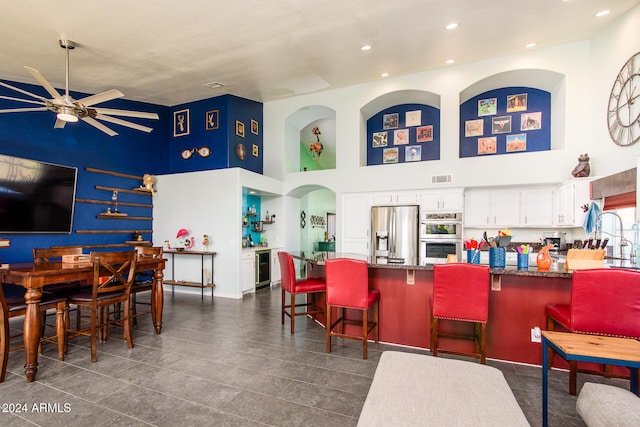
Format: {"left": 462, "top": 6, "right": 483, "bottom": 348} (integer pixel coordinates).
{"left": 531, "top": 326, "right": 541, "bottom": 343}
{"left": 406, "top": 269, "right": 415, "bottom": 285}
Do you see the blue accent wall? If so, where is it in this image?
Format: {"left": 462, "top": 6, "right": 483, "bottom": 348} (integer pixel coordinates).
{"left": 366, "top": 103, "right": 441, "bottom": 165}
{"left": 459, "top": 86, "right": 551, "bottom": 158}
{"left": 170, "top": 94, "right": 263, "bottom": 174}
{"left": 0, "top": 81, "right": 263, "bottom": 264}
{"left": 0, "top": 79, "right": 170, "bottom": 263}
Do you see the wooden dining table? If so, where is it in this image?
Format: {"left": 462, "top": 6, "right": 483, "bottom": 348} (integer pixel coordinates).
{"left": 0, "top": 256, "right": 165, "bottom": 382}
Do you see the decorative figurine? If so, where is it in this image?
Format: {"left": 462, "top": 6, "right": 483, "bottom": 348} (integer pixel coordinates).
{"left": 176, "top": 228, "right": 195, "bottom": 250}
{"left": 141, "top": 174, "right": 156, "bottom": 198}
{"left": 571, "top": 153, "right": 591, "bottom": 178}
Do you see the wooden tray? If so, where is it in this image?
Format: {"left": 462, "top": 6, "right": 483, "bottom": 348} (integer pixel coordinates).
{"left": 62, "top": 254, "right": 91, "bottom": 264}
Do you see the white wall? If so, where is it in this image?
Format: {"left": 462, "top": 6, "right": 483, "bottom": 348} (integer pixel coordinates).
{"left": 262, "top": 5, "right": 640, "bottom": 253}
{"left": 155, "top": 5, "right": 640, "bottom": 298}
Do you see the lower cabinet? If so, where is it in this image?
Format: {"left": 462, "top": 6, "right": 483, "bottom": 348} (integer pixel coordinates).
{"left": 270, "top": 247, "right": 282, "bottom": 285}
{"left": 242, "top": 251, "right": 255, "bottom": 293}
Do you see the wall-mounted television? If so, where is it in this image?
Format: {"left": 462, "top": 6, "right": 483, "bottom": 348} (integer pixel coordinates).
{"left": 0, "top": 154, "right": 77, "bottom": 233}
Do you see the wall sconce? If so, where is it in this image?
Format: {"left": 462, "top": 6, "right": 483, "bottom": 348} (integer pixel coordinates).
{"left": 181, "top": 146, "right": 211, "bottom": 159}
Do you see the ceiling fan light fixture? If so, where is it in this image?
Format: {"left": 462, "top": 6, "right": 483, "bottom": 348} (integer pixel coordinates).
{"left": 57, "top": 107, "right": 78, "bottom": 122}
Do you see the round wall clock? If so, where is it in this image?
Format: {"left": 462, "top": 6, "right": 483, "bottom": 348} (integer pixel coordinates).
{"left": 607, "top": 51, "right": 640, "bottom": 146}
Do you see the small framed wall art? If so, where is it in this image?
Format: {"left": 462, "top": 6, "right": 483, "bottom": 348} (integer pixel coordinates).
{"left": 206, "top": 110, "right": 219, "bottom": 130}
{"left": 251, "top": 119, "right": 259, "bottom": 135}
{"left": 174, "top": 109, "right": 190, "bottom": 137}
{"left": 236, "top": 120, "right": 245, "bottom": 137}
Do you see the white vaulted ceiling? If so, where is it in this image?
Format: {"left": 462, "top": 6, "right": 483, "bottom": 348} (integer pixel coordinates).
{"left": 0, "top": 0, "right": 637, "bottom": 106}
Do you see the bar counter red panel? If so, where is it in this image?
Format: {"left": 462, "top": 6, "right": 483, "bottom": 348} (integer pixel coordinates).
{"left": 367, "top": 267, "right": 573, "bottom": 366}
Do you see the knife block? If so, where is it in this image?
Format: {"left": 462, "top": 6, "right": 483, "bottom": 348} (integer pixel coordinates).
{"left": 564, "top": 249, "right": 605, "bottom": 271}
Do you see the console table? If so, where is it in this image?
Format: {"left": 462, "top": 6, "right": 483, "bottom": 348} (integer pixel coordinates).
{"left": 164, "top": 250, "right": 216, "bottom": 300}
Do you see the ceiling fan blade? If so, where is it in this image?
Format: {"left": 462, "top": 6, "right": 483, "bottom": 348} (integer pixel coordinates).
{"left": 0, "top": 95, "right": 46, "bottom": 106}
{"left": 77, "top": 89, "right": 124, "bottom": 107}
{"left": 81, "top": 116, "right": 118, "bottom": 136}
{"left": 92, "top": 107, "right": 159, "bottom": 120}
{"left": 24, "top": 66, "right": 63, "bottom": 100}
{"left": 95, "top": 114, "right": 154, "bottom": 133}
{"left": 54, "top": 119, "right": 66, "bottom": 129}
{"left": 0, "top": 81, "right": 49, "bottom": 102}
{"left": 0, "top": 107, "right": 48, "bottom": 113}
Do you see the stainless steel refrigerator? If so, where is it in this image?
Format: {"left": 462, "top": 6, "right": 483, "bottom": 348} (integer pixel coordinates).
{"left": 371, "top": 205, "right": 419, "bottom": 265}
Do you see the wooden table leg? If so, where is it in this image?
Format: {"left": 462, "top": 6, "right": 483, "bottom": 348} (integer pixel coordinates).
{"left": 152, "top": 267, "right": 164, "bottom": 334}
{"left": 23, "top": 284, "right": 43, "bottom": 382}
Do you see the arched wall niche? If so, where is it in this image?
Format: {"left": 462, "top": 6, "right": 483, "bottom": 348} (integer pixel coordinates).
{"left": 460, "top": 69, "right": 566, "bottom": 150}
{"left": 360, "top": 89, "right": 441, "bottom": 166}
{"left": 283, "top": 184, "right": 336, "bottom": 255}
{"left": 284, "top": 105, "right": 336, "bottom": 173}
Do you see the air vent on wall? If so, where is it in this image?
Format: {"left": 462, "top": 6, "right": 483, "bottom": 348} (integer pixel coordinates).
{"left": 431, "top": 174, "right": 452, "bottom": 184}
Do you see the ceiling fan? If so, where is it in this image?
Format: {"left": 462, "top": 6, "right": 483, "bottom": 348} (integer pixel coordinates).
{"left": 0, "top": 39, "right": 159, "bottom": 136}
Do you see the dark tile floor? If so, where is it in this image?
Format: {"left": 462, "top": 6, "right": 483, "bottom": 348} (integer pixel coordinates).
{"left": 0, "top": 285, "right": 630, "bottom": 426}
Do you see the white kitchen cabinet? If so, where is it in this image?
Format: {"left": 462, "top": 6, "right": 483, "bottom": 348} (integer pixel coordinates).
{"left": 270, "top": 247, "right": 282, "bottom": 284}
{"left": 520, "top": 187, "right": 554, "bottom": 227}
{"left": 371, "top": 191, "right": 419, "bottom": 206}
{"left": 419, "top": 189, "right": 464, "bottom": 212}
{"left": 464, "top": 189, "right": 520, "bottom": 227}
{"left": 242, "top": 251, "right": 255, "bottom": 293}
{"left": 554, "top": 178, "right": 594, "bottom": 227}
{"left": 341, "top": 193, "right": 372, "bottom": 256}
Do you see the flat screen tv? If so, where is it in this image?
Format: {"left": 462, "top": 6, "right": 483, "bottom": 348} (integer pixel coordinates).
{"left": 0, "top": 154, "right": 77, "bottom": 233}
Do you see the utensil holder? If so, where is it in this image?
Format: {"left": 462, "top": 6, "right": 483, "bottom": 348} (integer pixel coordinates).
{"left": 517, "top": 253, "right": 529, "bottom": 270}
{"left": 466, "top": 250, "right": 480, "bottom": 264}
{"left": 489, "top": 247, "right": 506, "bottom": 268}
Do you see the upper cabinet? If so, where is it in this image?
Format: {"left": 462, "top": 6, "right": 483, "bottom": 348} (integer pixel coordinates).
{"left": 554, "top": 178, "right": 594, "bottom": 227}
{"left": 371, "top": 190, "right": 419, "bottom": 206}
{"left": 464, "top": 181, "right": 598, "bottom": 229}
{"left": 521, "top": 188, "right": 555, "bottom": 227}
{"left": 419, "top": 189, "right": 464, "bottom": 212}
{"left": 464, "top": 187, "right": 554, "bottom": 228}
{"left": 465, "top": 189, "right": 521, "bottom": 227}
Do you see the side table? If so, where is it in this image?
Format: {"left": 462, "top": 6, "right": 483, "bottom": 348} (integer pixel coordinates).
{"left": 541, "top": 330, "right": 640, "bottom": 427}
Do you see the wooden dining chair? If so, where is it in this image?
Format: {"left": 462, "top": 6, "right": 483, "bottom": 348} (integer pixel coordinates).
{"left": 33, "top": 246, "right": 87, "bottom": 329}
{"left": 1, "top": 283, "right": 67, "bottom": 382}
{"left": 33, "top": 246, "right": 86, "bottom": 292}
{"left": 129, "top": 246, "right": 163, "bottom": 326}
{"left": 65, "top": 251, "right": 137, "bottom": 363}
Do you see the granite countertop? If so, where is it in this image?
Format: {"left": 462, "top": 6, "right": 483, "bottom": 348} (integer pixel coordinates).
{"left": 293, "top": 251, "right": 639, "bottom": 279}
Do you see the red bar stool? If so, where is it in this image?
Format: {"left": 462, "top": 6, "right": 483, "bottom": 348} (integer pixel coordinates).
{"left": 278, "top": 251, "right": 326, "bottom": 334}
{"left": 430, "top": 263, "right": 490, "bottom": 364}
{"left": 325, "top": 258, "right": 379, "bottom": 359}
{"left": 545, "top": 268, "right": 640, "bottom": 395}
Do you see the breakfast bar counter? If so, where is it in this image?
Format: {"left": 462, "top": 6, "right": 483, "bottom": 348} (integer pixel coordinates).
{"left": 291, "top": 251, "right": 580, "bottom": 366}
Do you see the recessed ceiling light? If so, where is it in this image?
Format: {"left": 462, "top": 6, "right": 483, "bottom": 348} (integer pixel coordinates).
{"left": 525, "top": 42, "right": 537, "bottom": 48}
{"left": 445, "top": 23, "right": 459, "bottom": 30}
{"left": 361, "top": 44, "right": 372, "bottom": 51}
{"left": 203, "top": 81, "right": 225, "bottom": 89}
{"left": 595, "top": 9, "right": 610, "bottom": 17}
{"left": 446, "top": 59, "right": 455, "bottom": 64}
{"left": 381, "top": 73, "right": 389, "bottom": 78}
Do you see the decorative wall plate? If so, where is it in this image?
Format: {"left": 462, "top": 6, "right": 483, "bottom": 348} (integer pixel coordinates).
{"left": 236, "top": 143, "right": 246, "bottom": 160}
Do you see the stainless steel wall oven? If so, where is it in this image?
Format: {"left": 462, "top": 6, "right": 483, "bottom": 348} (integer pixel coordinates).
{"left": 420, "top": 211, "right": 463, "bottom": 264}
